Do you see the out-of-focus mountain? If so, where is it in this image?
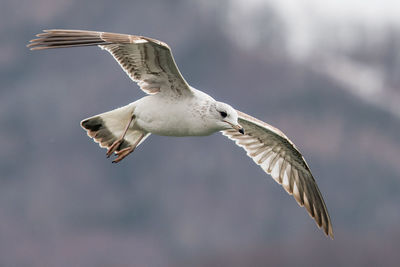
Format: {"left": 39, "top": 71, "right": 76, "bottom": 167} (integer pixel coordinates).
{"left": 1, "top": 0, "right": 399, "bottom": 266}
{"left": 223, "top": 0, "right": 400, "bottom": 118}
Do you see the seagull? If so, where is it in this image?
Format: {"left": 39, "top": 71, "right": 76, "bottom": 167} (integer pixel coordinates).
{"left": 28, "top": 29, "right": 333, "bottom": 238}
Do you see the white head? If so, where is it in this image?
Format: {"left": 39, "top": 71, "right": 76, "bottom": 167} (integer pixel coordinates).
{"left": 209, "top": 101, "right": 244, "bottom": 134}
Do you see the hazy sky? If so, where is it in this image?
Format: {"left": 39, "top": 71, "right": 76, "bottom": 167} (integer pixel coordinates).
{"left": 245, "top": 0, "right": 400, "bottom": 23}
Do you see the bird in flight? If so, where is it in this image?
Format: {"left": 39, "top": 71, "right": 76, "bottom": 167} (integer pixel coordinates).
{"left": 28, "top": 29, "right": 333, "bottom": 238}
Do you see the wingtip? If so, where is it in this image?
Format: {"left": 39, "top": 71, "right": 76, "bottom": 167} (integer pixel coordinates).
{"left": 27, "top": 46, "right": 49, "bottom": 51}
{"left": 26, "top": 42, "right": 39, "bottom": 50}
{"left": 26, "top": 42, "right": 35, "bottom": 48}
{"left": 321, "top": 222, "right": 334, "bottom": 239}
{"left": 36, "top": 29, "right": 52, "bottom": 37}
{"left": 328, "top": 227, "right": 334, "bottom": 240}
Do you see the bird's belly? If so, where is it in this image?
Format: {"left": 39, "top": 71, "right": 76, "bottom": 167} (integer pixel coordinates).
{"left": 133, "top": 94, "right": 218, "bottom": 136}
{"left": 134, "top": 104, "right": 213, "bottom": 137}
{"left": 137, "top": 114, "right": 214, "bottom": 136}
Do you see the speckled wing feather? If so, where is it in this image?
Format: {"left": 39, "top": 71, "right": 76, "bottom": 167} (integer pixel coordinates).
{"left": 222, "top": 110, "right": 333, "bottom": 238}
{"left": 27, "top": 29, "right": 192, "bottom": 96}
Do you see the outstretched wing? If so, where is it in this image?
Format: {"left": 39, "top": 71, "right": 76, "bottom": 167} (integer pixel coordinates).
{"left": 28, "top": 29, "right": 192, "bottom": 96}
{"left": 222, "top": 110, "right": 333, "bottom": 238}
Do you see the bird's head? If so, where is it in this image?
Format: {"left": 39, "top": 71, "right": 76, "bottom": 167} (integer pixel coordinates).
{"left": 211, "top": 101, "right": 244, "bottom": 134}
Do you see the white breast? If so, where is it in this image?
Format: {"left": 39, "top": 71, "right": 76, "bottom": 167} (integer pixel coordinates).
{"left": 134, "top": 93, "right": 217, "bottom": 137}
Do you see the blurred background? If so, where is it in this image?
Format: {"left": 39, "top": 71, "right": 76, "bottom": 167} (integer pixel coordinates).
{"left": 1, "top": 0, "right": 400, "bottom": 266}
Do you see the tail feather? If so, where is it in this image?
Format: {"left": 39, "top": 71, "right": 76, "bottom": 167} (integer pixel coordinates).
{"left": 81, "top": 116, "right": 130, "bottom": 150}
{"left": 80, "top": 104, "right": 149, "bottom": 154}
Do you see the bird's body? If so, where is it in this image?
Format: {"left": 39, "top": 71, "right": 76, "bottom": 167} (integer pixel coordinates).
{"left": 134, "top": 88, "right": 220, "bottom": 136}
{"left": 28, "top": 29, "right": 333, "bottom": 238}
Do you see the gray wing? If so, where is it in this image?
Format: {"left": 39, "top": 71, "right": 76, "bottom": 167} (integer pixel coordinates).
{"left": 28, "top": 29, "right": 192, "bottom": 96}
{"left": 222, "top": 110, "right": 333, "bottom": 238}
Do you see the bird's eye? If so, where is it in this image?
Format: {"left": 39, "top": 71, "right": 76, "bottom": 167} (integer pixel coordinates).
{"left": 219, "top": 111, "right": 227, "bottom": 118}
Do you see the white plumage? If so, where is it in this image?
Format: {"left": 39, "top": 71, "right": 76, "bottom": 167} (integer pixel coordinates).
{"left": 28, "top": 29, "right": 333, "bottom": 238}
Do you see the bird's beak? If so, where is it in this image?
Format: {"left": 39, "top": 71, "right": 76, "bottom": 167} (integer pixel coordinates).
{"left": 225, "top": 121, "right": 245, "bottom": 134}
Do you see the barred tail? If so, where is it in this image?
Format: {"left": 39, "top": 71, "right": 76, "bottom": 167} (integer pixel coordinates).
{"left": 80, "top": 103, "right": 149, "bottom": 153}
